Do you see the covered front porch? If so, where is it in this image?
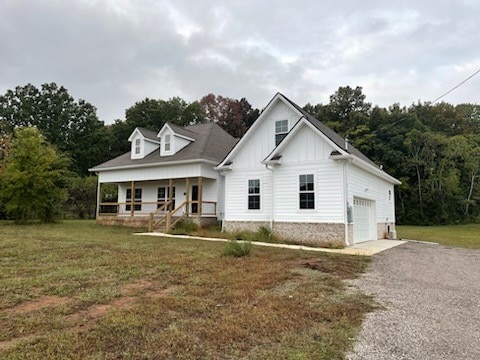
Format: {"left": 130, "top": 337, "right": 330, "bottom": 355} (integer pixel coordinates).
{"left": 96, "top": 176, "right": 220, "bottom": 232}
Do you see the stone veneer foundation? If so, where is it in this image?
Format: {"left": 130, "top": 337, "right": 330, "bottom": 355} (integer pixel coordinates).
{"left": 97, "top": 216, "right": 218, "bottom": 230}
{"left": 223, "top": 221, "right": 346, "bottom": 247}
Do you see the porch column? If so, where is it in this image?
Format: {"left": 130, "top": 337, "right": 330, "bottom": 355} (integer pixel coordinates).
{"left": 168, "top": 178, "right": 173, "bottom": 211}
{"left": 185, "top": 177, "right": 190, "bottom": 216}
{"left": 198, "top": 176, "right": 203, "bottom": 215}
{"left": 130, "top": 180, "right": 135, "bottom": 217}
{"left": 96, "top": 181, "right": 101, "bottom": 219}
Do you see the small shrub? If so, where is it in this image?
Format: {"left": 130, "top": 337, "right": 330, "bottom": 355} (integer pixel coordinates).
{"left": 228, "top": 230, "right": 255, "bottom": 241}
{"left": 222, "top": 240, "right": 252, "bottom": 257}
{"left": 256, "top": 226, "right": 277, "bottom": 243}
{"left": 170, "top": 219, "right": 198, "bottom": 235}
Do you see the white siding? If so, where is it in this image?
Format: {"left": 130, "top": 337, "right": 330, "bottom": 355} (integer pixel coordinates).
{"left": 224, "top": 119, "right": 345, "bottom": 224}
{"left": 144, "top": 140, "right": 159, "bottom": 156}
{"left": 98, "top": 162, "right": 219, "bottom": 183}
{"left": 173, "top": 136, "right": 191, "bottom": 154}
{"left": 224, "top": 169, "right": 272, "bottom": 221}
{"left": 347, "top": 164, "right": 395, "bottom": 223}
{"left": 230, "top": 100, "right": 299, "bottom": 170}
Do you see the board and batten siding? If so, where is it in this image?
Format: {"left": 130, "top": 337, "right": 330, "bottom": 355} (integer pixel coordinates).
{"left": 230, "top": 100, "right": 299, "bottom": 170}
{"left": 347, "top": 164, "right": 395, "bottom": 223}
{"left": 270, "top": 123, "right": 344, "bottom": 223}
{"left": 224, "top": 120, "right": 345, "bottom": 224}
{"left": 97, "top": 162, "right": 218, "bottom": 183}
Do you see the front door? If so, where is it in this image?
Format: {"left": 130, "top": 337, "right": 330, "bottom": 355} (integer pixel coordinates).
{"left": 191, "top": 185, "right": 198, "bottom": 214}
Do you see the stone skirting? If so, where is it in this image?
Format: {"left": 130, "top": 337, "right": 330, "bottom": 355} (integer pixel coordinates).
{"left": 97, "top": 215, "right": 218, "bottom": 229}
{"left": 377, "top": 222, "right": 396, "bottom": 239}
{"left": 97, "top": 216, "right": 150, "bottom": 228}
{"left": 223, "top": 221, "right": 346, "bottom": 247}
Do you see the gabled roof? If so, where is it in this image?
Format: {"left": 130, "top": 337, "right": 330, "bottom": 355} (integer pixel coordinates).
{"left": 163, "top": 122, "right": 197, "bottom": 140}
{"left": 90, "top": 122, "right": 237, "bottom": 171}
{"left": 218, "top": 92, "right": 377, "bottom": 168}
{"left": 137, "top": 127, "right": 159, "bottom": 142}
{"left": 279, "top": 94, "right": 376, "bottom": 166}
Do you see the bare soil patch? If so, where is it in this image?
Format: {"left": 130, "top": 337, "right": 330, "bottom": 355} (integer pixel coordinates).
{"left": 5, "top": 296, "right": 69, "bottom": 315}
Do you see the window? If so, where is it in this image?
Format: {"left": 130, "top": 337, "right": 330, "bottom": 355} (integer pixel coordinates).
{"left": 275, "top": 120, "right": 288, "bottom": 146}
{"left": 135, "top": 139, "right": 141, "bottom": 155}
{"left": 158, "top": 186, "right": 175, "bottom": 210}
{"left": 299, "top": 174, "right": 315, "bottom": 209}
{"left": 248, "top": 179, "right": 260, "bottom": 210}
{"left": 388, "top": 190, "right": 392, "bottom": 201}
{"left": 126, "top": 188, "right": 142, "bottom": 211}
{"left": 165, "top": 134, "right": 171, "bottom": 152}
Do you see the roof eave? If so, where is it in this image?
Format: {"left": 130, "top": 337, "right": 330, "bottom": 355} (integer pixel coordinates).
{"left": 329, "top": 154, "right": 401, "bottom": 185}
{"left": 89, "top": 158, "right": 218, "bottom": 172}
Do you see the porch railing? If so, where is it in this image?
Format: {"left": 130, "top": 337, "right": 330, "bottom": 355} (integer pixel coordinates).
{"left": 98, "top": 200, "right": 217, "bottom": 233}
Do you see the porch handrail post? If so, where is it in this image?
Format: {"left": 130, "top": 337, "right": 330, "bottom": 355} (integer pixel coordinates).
{"left": 148, "top": 212, "right": 153, "bottom": 232}
{"left": 166, "top": 211, "right": 171, "bottom": 232}
{"left": 168, "top": 178, "right": 173, "bottom": 211}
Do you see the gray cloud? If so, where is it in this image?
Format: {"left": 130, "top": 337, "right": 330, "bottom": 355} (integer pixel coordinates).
{"left": 0, "top": 0, "right": 479, "bottom": 123}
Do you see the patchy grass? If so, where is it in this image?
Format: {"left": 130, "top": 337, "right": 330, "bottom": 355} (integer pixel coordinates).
{"left": 0, "top": 220, "right": 374, "bottom": 359}
{"left": 397, "top": 224, "right": 480, "bottom": 249}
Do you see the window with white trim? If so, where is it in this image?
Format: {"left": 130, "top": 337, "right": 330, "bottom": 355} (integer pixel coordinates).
{"left": 157, "top": 186, "right": 176, "bottom": 210}
{"left": 299, "top": 174, "right": 315, "bottom": 209}
{"left": 134, "top": 139, "right": 141, "bottom": 155}
{"left": 275, "top": 120, "right": 288, "bottom": 146}
{"left": 248, "top": 179, "right": 260, "bottom": 210}
{"left": 165, "top": 134, "right": 171, "bottom": 152}
{"left": 126, "top": 188, "right": 142, "bottom": 211}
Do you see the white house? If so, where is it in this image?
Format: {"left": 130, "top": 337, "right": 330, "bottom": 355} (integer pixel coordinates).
{"left": 215, "top": 93, "right": 401, "bottom": 246}
{"left": 89, "top": 122, "right": 237, "bottom": 230}
{"left": 90, "top": 93, "right": 400, "bottom": 246}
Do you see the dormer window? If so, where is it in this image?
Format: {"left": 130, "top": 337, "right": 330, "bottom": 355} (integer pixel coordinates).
{"left": 165, "top": 135, "right": 171, "bottom": 152}
{"left": 275, "top": 120, "right": 288, "bottom": 146}
{"left": 135, "top": 139, "right": 141, "bottom": 155}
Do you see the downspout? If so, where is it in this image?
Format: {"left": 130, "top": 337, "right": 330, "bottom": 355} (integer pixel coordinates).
{"left": 265, "top": 165, "right": 274, "bottom": 230}
{"left": 343, "top": 161, "right": 350, "bottom": 246}
{"left": 343, "top": 137, "right": 351, "bottom": 245}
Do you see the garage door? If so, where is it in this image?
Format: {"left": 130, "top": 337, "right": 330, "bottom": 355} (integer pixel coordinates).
{"left": 353, "top": 198, "right": 375, "bottom": 243}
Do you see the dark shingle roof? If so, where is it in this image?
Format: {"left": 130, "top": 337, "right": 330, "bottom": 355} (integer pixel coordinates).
{"left": 91, "top": 123, "right": 237, "bottom": 171}
{"left": 137, "top": 127, "right": 159, "bottom": 142}
{"left": 280, "top": 94, "right": 377, "bottom": 166}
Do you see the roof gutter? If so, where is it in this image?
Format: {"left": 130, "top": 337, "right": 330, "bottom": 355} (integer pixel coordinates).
{"left": 329, "top": 154, "right": 401, "bottom": 185}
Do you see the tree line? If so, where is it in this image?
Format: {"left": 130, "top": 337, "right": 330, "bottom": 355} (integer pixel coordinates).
{"left": 0, "top": 83, "right": 478, "bottom": 224}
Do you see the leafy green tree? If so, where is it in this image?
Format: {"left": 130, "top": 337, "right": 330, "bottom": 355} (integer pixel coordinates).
{"left": 0, "top": 127, "right": 68, "bottom": 222}
{"left": 0, "top": 83, "right": 108, "bottom": 175}
{"left": 64, "top": 175, "right": 98, "bottom": 219}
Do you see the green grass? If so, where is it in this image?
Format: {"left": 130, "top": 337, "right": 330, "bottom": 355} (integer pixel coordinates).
{"left": 397, "top": 223, "right": 480, "bottom": 249}
{"left": 0, "top": 220, "right": 374, "bottom": 359}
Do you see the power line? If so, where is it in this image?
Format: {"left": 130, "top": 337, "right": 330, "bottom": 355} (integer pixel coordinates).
{"left": 431, "top": 68, "right": 480, "bottom": 103}
{"left": 371, "top": 67, "right": 480, "bottom": 134}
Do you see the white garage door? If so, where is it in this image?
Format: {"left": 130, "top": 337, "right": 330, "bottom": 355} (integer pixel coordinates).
{"left": 353, "top": 198, "right": 375, "bottom": 243}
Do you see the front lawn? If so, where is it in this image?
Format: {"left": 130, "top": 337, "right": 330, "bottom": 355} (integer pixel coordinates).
{"left": 397, "top": 223, "right": 480, "bottom": 249}
{"left": 0, "top": 220, "right": 374, "bottom": 359}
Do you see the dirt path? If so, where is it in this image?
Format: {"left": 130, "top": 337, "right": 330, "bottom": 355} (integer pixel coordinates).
{"left": 348, "top": 242, "right": 480, "bottom": 360}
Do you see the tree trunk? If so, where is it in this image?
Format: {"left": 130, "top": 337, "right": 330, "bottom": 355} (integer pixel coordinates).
{"left": 464, "top": 173, "right": 477, "bottom": 216}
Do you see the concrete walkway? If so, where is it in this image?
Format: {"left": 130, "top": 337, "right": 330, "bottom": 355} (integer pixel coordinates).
{"left": 134, "top": 232, "right": 406, "bottom": 256}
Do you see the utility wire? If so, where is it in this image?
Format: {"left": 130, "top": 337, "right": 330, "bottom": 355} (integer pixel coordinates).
{"left": 370, "top": 67, "right": 480, "bottom": 135}
{"left": 431, "top": 68, "right": 480, "bottom": 103}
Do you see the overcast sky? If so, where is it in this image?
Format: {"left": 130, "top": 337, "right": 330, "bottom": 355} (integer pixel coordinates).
{"left": 1, "top": 0, "right": 479, "bottom": 124}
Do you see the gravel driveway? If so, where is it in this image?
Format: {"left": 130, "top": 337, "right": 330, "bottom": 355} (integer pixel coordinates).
{"left": 348, "top": 242, "right": 480, "bottom": 360}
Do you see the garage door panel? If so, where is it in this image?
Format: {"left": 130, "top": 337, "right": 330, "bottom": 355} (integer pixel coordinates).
{"left": 353, "top": 198, "right": 375, "bottom": 243}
